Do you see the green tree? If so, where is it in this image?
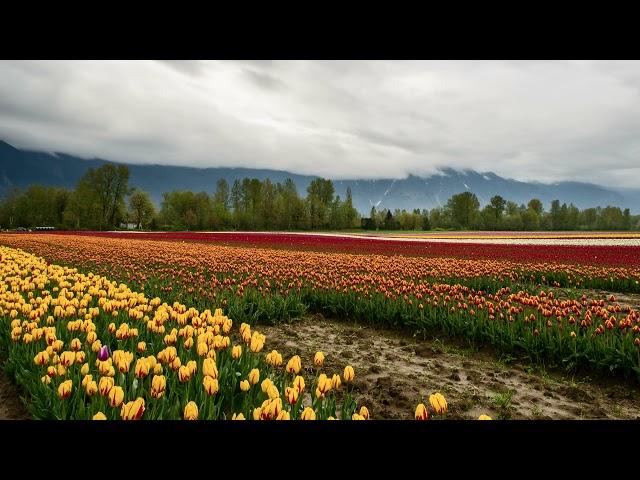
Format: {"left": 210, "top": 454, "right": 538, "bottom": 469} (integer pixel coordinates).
{"left": 446, "top": 192, "right": 480, "bottom": 229}
{"left": 128, "top": 189, "right": 156, "bottom": 229}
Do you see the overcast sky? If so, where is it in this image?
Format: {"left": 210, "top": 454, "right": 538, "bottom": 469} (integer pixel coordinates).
{"left": 1, "top": 60, "right": 639, "bottom": 187}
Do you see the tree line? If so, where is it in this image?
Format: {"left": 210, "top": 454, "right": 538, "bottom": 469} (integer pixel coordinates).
{"left": 0, "top": 164, "right": 360, "bottom": 231}
{"left": 0, "top": 164, "right": 638, "bottom": 231}
{"left": 364, "top": 191, "right": 639, "bottom": 231}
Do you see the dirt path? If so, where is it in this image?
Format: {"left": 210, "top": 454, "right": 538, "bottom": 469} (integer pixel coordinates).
{"left": 0, "top": 368, "right": 30, "bottom": 420}
{"left": 261, "top": 315, "right": 640, "bottom": 420}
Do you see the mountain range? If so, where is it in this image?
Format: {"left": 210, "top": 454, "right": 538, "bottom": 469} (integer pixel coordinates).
{"left": 1, "top": 140, "right": 638, "bottom": 214}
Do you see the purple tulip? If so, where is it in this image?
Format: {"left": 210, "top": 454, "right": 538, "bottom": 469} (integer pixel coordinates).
{"left": 98, "top": 345, "right": 110, "bottom": 361}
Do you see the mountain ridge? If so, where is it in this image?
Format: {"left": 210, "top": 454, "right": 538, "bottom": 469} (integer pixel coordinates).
{"left": 1, "top": 140, "right": 638, "bottom": 214}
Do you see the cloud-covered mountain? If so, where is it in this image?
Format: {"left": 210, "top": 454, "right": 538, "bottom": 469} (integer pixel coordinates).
{"left": 1, "top": 140, "right": 638, "bottom": 214}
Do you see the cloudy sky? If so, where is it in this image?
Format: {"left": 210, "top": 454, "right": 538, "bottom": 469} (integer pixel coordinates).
{"left": 1, "top": 60, "right": 640, "bottom": 187}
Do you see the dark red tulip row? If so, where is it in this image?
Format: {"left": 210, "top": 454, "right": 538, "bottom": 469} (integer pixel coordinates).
{"left": 37, "top": 230, "right": 640, "bottom": 268}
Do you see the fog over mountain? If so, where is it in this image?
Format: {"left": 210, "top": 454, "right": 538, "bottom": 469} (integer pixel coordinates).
{"left": 2, "top": 140, "right": 638, "bottom": 214}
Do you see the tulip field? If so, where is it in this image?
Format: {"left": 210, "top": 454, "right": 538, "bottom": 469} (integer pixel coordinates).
{"left": 1, "top": 231, "right": 640, "bottom": 419}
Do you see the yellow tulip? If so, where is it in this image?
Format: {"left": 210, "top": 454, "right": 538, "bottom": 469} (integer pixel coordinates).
{"left": 153, "top": 363, "right": 163, "bottom": 375}
{"left": 169, "top": 356, "right": 182, "bottom": 372}
{"left": 197, "top": 342, "right": 208, "bottom": 357}
{"left": 135, "top": 359, "right": 149, "bottom": 379}
{"left": 178, "top": 365, "right": 192, "bottom": 382}
{"left": 286, "top": 355, "right": 301, "bottom": 374}
{"left": 60, "top": 351, "right": 75, "bottom": 367}
{"left": 429, "top": 393, "right": 447, "bottom": 415}
{"left": 343, "top": 365, "right": 355, "bottom": 383}
{"left": 91, "top": 340, "right": 102, "bottom": 353}
{"left": 137, "top": 341, "right": 146, "bottom": 353}
{"left": 267, "top": 384, "right": 280, "bottom": 400}
{"left": 314, "top": 351, "right": 325, "bottom": 367}
{"left": 203, "top": 376, "right": 219, "bottom": 396}
{"left": 316, "top": 373, "right": 331, "bottom": 397}
{"left": 415, "top": 403, "right": 429, "bottom": 420}
{"left": 184, "top": 401, "right": 199, "bottom": 420}
{"left": 151, "top": 375, "right": 166, "bottom": 399}
{"left": 57, "top": 379, "right": 72, "bottom": 399}
{"left": 276, "top": 410, "right": 290, "bottom": 420}
{"left": 46, "top": 366, "right": 56, "bottom": 377}
{"left": 82, "top": 374, "right": 93, "bottom": 388}
{"left": 285, "top": 386, "right": 299, "bottom": 405}
{"left": 300, "top": 407, "right": 316, "bottom": 420}
{"left": 108, "top": 386, "right": 125, "bottom": 408}
{"left": 121, "top": 397, "right": 145, "bottom": 420}
{"left": 75, "top": 351, "right": 86, "bottom": 364}
{"left": 240, "top": 380, "right": 250, "bottom": 392}
{"left": 232, "top": 345, "right": 242, "bottom": 360}
{"left": 352, "top": 413, "right": 365, "bottom": 420}
{"left": 80, "top": 363, "right": 90, "bottom": 376}
{"left": 183, "top": 337, "right": 193, "bottom": 349}
{"left": 33, "top": 351, "right": 49, "bottom": 366}
{"left": 265, "top": 350, "right": 283, "bottom": 367}
{"left": 203, "top": 358, "right": 218, "bottom": 379}
{"left": 478, "top": 414, "right": 492, "bottom": 420}
{"left": 253, "top": 407, "right": 262, "bottom": 420}
{"left": 70, "top": 338, "right": 82, "bottom": 351}
{"left": 41, "top": 375, "right": 51, "bottom": 385}
{"left": 57, "top": 364, "right": 67, "bottom": 376}
{"left": 232, "top": 413, "right": 246, "bottom": 420}
{"left": 86, "top": 331, "right": 97, "bottom": 344}
{"left": 248, "top": 368, "right": 260, "bottom": 385}
{"left": 86, "top": 380, "right": 98, "bottom": 396}
{"left": 289, "top": 378, "right": 303, "bottom": 397}
{"left": 93, "top": 412, "right": 107, "bottom": 420}
{"left": 359, "top": 406, "right": 370, "bottom": 420}
{"left": 261, "top": 378, "right": 274, "bottom": 393}
{"left": 331, "top": 374, "right": 341, "bottom": 390}
{"left": 99, "top": 376, "right": 114, "bottom": 396}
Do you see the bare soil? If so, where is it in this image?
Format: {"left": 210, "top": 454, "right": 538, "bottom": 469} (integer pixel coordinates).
{"left": 261, "top": 314, "right": 640, "bottom": 420}
{"left": 0, "top": 367, "right": 30, "bottom": 420}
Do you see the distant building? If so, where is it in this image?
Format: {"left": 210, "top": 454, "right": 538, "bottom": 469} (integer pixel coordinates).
{"left": 34, "top": 226, "right": 55, "bottom": 231}
{"left": 120, "top": 222, "right": 138, "bottom": 230}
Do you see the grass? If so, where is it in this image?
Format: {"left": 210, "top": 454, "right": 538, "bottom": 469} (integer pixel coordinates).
{"left": 491, "top": 389, "right": 516, "bottom": 419}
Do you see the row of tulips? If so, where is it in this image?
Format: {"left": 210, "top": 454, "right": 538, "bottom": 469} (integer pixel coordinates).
{"left": 2, "top": 235, "right": 639, "bottom": 380}
{"left": 0, "top": 246, "right": 488, "bottom": 420}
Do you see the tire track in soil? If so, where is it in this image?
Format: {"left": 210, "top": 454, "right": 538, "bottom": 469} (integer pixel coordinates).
{"left": 0, "top": 369, "right": 30, "bottom": 420}
{"left": 261, "top": 315, "right": 640, "bottom": 420}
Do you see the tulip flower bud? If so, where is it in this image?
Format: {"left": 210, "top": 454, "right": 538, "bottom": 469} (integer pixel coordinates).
{"left": 285, "top": 386, "right": 299, "bottom": 405}
{"left": 352, "top": 413, "right": 365, "bottom": 420}
{"left": 253, "top": 407, "right": 262, "bottom": 420}
{"left": 331, "top": 374, "right": 341, "bottom": 390}
{"left": 248, "top": 368, "right": 260, "bottom": 385}
{"left": 137, "top": 342, "right": 146, "bottom": 353}
{"left": 197, "top": 342, "right": 208, "bottom": 357}
{"left": 108, "top": 386, "right": 125, "bottom": 408}
{"left": 60, "top": 351, "right": 75, "bottom": 367}
{"left": 232, "top": 345, "right": 242, "bottom": 360}
{"left": 261, "top": 378, "right": 274, "bottom": 393}
{"left": 98, "top": 345, "right": 110, "bottom": 361}
{"left": 57, "top": 379, "right": 72, "bottom": 399}
{"left": 232, "top": 413, "right": 245, "bottom": 420}
{"left": 82, "top": 374, "right": 93, "bottom": 388}
{"left": 86, "top": 331, "right": 97, "bottom": 344}
{"left": 184, "top": 401, "right": 199, "bottom": 420}
{"left": 93, "top": 412, "right": 107, "bottom": 420}
{"left": 178, "top": 365, "right": 192, "bottom": 382}
{"left": 429, "top": 393, "right": 448, "bottom": 415}
{"left": 86, "top": 380, "right": 98, "bottom": 396}
{"left": 121, "top": 397, "right": 145, "bottom": 420}
{"left": 57, "top": 364, "right": 67, "bottom": 376}
{"left": 343, "top": 365, "right": 355, "bottom": 383}
{"left": 203, "top": 358, "right": 218, "bottom": 378}
{"left": 267, "top": 384, "right": 280, "bottom": 400}
{"left": 70, "top": 338, "right": 82, "bottom": 351}
{"left": 41, "top": 375, "right": 51, "bottom": 385}
{"left": 99, "top": 377, "right": 114, "bottom": 398}
{"left": 314, "top": 351, "right": 325, "bottom": 367}
{"left": 300, "top": 407, "right": 316, "bottom": 420}
{"left": 151, "top": 375, "right": 166, "bottom": 399}
{"left": 276, "top": 410, "right": 290, "bottom": 420}
{"left": 240, "top": 380, "right": 250, "bottom": 392}
{"left": 203, "top": 376, "right": 219, "bottom": 396}
{"left": 359, "top": 406, "right": 370, "bottom": 420}
{"left": 33, "top": 351, "right": 49, "bottom": 366}
{"left": 286, "top": 355, "right": 302, "bottom": 374}
{"left": 293, "top": 375, "right": 305, "bottom": 394}
{"left": 415, "top": 403, "right": 429, "bottom": 420}
{"left": 478, "top": 414, "right": 492, "bottom": 420}
{"left": 75, "top": 351, "right": 86, "bottom": 364}
{"left": 92, "top": 340, "right": 102, "bottom": 353}
{"left": 135, "top": 359, "right": 149, "bottom": 379}
{"left": 153, "top": 363, "right": 163, "bottom": 375}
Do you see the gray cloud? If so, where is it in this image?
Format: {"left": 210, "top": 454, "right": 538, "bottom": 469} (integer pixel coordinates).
{"left": 0, "top": 60, "right": 639, "bottom": 187}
